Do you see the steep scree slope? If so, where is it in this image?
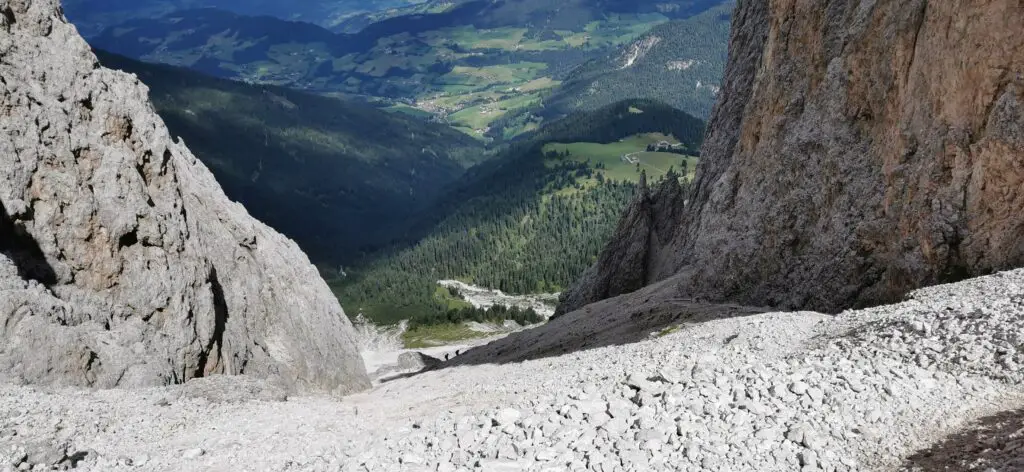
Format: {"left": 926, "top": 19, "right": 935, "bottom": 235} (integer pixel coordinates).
{"left": 3, "top": 269, "right": 1024, "bottom": 470}
{"left": 561, "top": 0, "right": 1024, "bottom": 315}
{"left": 0, "top": 0, "right": 369, "bottom": 394}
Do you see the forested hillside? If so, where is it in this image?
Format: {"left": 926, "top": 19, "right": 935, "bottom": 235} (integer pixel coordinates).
{"left": 333, "top": 100, "right": 705, "bottom": 325}
{"left": 96, "top": 51, "right": 485, "bottom": 264}
{"left": 486, "top": 3, "right": 732, "bottom": 138}
{"left": 63, "top": 0, "right": 426, "bottom": 37}
{"left": 86, "top": 0, "right": 732, "bottom": 138}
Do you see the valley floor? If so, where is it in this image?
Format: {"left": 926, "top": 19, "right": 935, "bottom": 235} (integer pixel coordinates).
{"left": 2, "top": 271, "right": 1024, "bottom": 471}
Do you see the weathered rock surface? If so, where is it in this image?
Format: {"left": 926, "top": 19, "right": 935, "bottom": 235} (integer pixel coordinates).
{"left": 556, "top": 173, "right": 687, "bottom": 317}
{"left": 0, "top": 0, "right": 369, "bottom": 394}
{"left": 561, "top": 0, "right": 1024, "bottom": 314}
{"left": 3, "top": 269, "right": 1024, "bottom": 471}
{"left": 396, "top": 352, "right": 442, "bottom": 371}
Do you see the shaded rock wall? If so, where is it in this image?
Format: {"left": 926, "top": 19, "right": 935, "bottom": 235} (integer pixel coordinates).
{"left": 562, "top": 0, "right": 1024, "bottom": 314}
{"left": 0, "top": 0, "right": 369, "bottom": 394}
{"left": 556, "top": 173, "right": 687, "bottom": 316}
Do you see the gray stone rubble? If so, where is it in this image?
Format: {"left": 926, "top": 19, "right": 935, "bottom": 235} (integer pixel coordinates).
{"left": 0, "top": 270, "right": 1022, "bottom": 471}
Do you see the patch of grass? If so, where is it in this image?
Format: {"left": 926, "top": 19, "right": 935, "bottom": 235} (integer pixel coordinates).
{"left": 517, "top": 77, "right": 560, "bottom": 92}
{"left": 637, "top": 152, "right": 699, "bottom": 180}
{"left": 441, "top": 63, "right": 548, "bottom": 86}
{"left": 434, "top": 26, "right": 529, "bottom": 50}
{"left": 502, "top": 120, "right": 541, "bottom": 139}
{"left": 402, "top": 323, "right": 492, "bottom": 348}
{"left": 449, "top": 93, "right": 543, "bottom": 131}
{"left": 654, "top": 325, "right": 681, "bottom": 337}
{"left": 542, "top": 133, "right": 699, "bottom": 183}
{"left": 433, "top": 286, "right": 472, "bottom": 311}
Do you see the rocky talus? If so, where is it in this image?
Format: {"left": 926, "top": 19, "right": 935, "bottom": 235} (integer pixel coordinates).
{"left": 561, "top": 0, "right": 1024, "bottom": 315}
{"left": 0, "top": 0, "right": 369, "bottom": 393}
{"left": 2, "top": 269, "right": 1023, "bottom": 471}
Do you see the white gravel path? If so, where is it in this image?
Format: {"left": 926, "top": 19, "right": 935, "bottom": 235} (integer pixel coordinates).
{"left": 2, "top": 270, "right": 1024, "bottom": 471}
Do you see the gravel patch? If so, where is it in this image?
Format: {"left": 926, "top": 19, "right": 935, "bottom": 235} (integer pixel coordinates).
{"left": 2, "top": 270, "right": 1023, "bottom": 471}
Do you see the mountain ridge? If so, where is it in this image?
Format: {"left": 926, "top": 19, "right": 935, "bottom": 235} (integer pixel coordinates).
{"left": 542, "top": 4, "right": 733, "bottom": 119}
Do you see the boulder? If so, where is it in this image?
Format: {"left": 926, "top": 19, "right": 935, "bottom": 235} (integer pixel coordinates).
{"left": 396, "top": 352, "right": 442, "bottom": 371}
{"left": 0, "top": 0, "right": 369, "bottom": 394}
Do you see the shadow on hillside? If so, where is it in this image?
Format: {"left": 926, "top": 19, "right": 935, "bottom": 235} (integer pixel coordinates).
{"left": 401, "top": 292, "right": 771, "bottom": 376}
{"left": 0, "top": 201, "right": 56, "bottom": 286}
{"left": 378, "top": 371, "right": 422, "bottom": 385}
{"left": 900, "top": 408, "right": 1024, "bottom": 471}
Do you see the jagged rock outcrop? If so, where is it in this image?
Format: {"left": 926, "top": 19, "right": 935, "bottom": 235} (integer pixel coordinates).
{"left": 396, "top": 352, "right": 442, "bottom": 371}
{"left": 0, "top": 0, "right": 370, "bottom": 394}
{"left": 556, "top": 172, "right": 687, "bottom": 316}
{"left": 561, "top": 0, "right": 1024, "bottom": 314}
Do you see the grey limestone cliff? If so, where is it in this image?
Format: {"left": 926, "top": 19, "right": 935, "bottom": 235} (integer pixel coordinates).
{"left": 0, "top": 0, "right": 370, "bottom": 394}
{"left": 561, "top": 0, "right": 1024, "bottom": 314}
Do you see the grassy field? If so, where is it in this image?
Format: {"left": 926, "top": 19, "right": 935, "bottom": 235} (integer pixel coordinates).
{"left": 408, "top": 60, "right": 561, "bottom": 135}
{"left": 434, "top": 286, "right": 472, "bottom": 311}
{"left": 95, "top": 3, "right": 678, "bottom": 141}
{"left": 376, "top": 18, "right": 664, "bottom": 137}
{"left": 543, "top": 133, "right": 699, "bottom": 184}
{"left": 402, "top": 323, "right": 493, "bottom": 349}
{"left": 449, "top": 93, "right": 543, "bottom": 132}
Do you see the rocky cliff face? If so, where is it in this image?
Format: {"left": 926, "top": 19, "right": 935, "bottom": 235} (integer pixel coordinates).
{"left": 555, "top": 173, "right": 687, "bottom": 317}
{"left": 0, "top": 0, "right": 370, "bottom": 394}
{"left": 561, "top": 0, "right": 1024, "bottom": 314}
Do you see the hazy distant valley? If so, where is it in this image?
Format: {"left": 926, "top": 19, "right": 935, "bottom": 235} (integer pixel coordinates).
{"left": 63, "top": 0, "right": 431, "bottom": 36}
{"left": 81, "top": 0, "right": 732, "bottom": 141}
{"left": 5, "top": 1, "right": 1024, "bottom": 471}
{"left": 68, "top": 0, "right": 724, "bottom": 343}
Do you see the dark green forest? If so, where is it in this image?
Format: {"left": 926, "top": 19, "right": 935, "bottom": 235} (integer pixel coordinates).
{"left": 408, "top": 303, "right": 545, "bottom": 330}
{"left": 333, "top": 99, "right": 705, "bottom": 325}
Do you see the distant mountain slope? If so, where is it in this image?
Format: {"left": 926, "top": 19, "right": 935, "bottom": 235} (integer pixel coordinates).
{"left": 544, "top": 3, "right": 733, "bottom": 119}
{"left": 485, "top": 3, "right": 732, "bottom": 139}
{"left": 96, "top": 51, "right": 485, "bottom": 264}
{"left": 63, "top": 0, "right": 427, "bottom": 37}
{"left": 91, "top": 9, "right": 347, "bottom": 82}
{"left": 333, "top": 99, "right": 705, "bottom": 325}
{"left": 351, "top": 0, "right": 728, "bottom": 32}
{"left": 87, "top": 0, "right": 732, "bottom": 138}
